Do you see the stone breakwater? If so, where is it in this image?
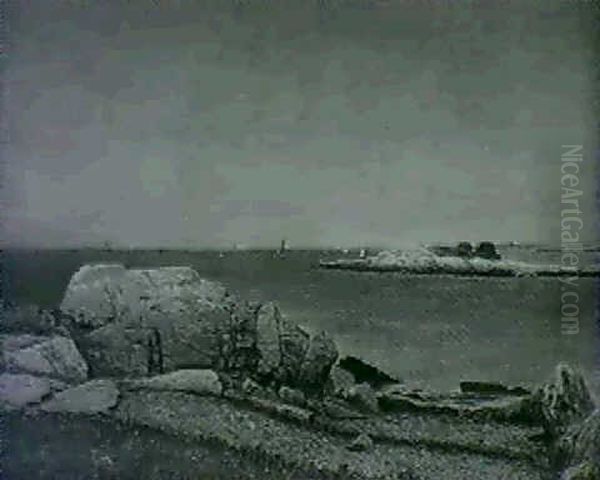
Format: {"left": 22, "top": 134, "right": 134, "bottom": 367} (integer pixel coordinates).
{"left": 1, "top": 264, "right": 598, "bottom": 479}
{"left": 319, "top": 249, "right": 600, "bottom": 277}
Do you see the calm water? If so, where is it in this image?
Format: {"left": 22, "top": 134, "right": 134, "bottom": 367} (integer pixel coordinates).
{"left": 2, "top": 247, "right": 599, "bottom": 394}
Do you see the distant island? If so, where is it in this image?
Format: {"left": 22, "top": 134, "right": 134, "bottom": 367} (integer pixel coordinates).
{"left": 319, "top": 241, "right": 600, "bottom": 277}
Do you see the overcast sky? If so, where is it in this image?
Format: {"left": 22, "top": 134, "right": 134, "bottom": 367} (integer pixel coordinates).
{"left": 2, "top": 0, "right": 596, "bottom": 248}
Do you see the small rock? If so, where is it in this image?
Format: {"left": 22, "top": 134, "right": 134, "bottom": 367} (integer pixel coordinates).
{"left": 278, "top": 385, "right": 306, "bottom": 407}
{"left": 347, "top": 433, "right": 374, "bottom": 452}
{"left": 127, "top": 369, "right": 223, "bottom": 396}
{"left": 4, "top": 336, "right": 88, "bottom": 383}
{"left": 241, "top": 377, "right": 265, "bottom": 396}
{"left": 41, "top": 379, "right": 119, "bottom": 414}
{"left": 346, "top": 382, "right": 379, "bottom": 413}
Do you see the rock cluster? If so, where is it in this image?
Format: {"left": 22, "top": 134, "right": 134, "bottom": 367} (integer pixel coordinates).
{"left": 60, "top": 264, "right": 338, "bottom": 392}
{"left": 1, "top": 264, "right": 341, "bottom": 415}
{"left": 2, "top": 264, "right": 598, "bottom": 480}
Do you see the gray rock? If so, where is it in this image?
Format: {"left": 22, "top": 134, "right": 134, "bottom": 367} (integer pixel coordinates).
{"left": 278, "top": 385, "right": 306, "bottom": 407}
{"left": 126, "top": 369, "right": 222, "bottom": 396}
{"left": 79, "top": 323, "right": 152, "bottom": 377}
{"left": 325, "top": 364, "right": 356, "bottom": 397}
{"left": 255, "top": 302, "right": 311, "bottom": 385}
{"left": 0, "top": 373, "right": 57, "bottom": 408}
{"left": 532, "top": 363, "right": 595, "bottom": 437}
{"left": 60, "top": 264, "right": 233, "bottom": 376}
{"left": 256, "top": 302, "right": 282, "bottom": 377}
{"left": 278, "top": 318, "right": 310, "bottom": 385}
{"left": 60, "top": 264, "right": 129, "bottom": 329}
{"left": 299, "top": 330, "right": 338, "bottom": 391}
{"left": 41, "top": 379, "right": 119, "bottom": 414}
{"left": 347, "top": 433, "right": 374, "bottom": 452}
{"left": 557, "top": 409, "right": 600, "bottom": 478}
{"left": 346, "top": 382, "right": 379, "bottom": 413}
{"left": 4, "top": 336, "right": 88, "bottom": 383}
{"left": 60, "top": 264, "right": 229, "bottom": 330}
{"left": 58, "top": 264, "right": 341, "bottom": 393}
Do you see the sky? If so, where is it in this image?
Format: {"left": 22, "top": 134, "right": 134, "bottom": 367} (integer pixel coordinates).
{"left": 1, "top": 0, "right": 597, "bottom": 248}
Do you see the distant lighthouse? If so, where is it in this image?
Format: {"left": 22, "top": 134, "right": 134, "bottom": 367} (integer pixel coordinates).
{"left": 279, "top": 238, "right": 288, "bottom": 254}
{"left": 274, "top": 238, "right": 289, "bottom": 258}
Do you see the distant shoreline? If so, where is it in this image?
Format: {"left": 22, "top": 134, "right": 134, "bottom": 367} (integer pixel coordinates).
{"left": 2, "top": 243, "right": 600, "bottom": 253}
{"left": 319, "top": 259, "right": 600, "bottom": 277}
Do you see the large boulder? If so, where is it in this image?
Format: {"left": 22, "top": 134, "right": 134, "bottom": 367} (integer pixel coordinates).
{"left": 3, "top": 335, "right": 88, "bottom": 383}
{"left": 60, "top": 264, "right": 228, "bottom": 330}
{"left": 59, "top": 264, "right": 341, "bottom": 393}
{"left": 60, "top": 265, "right": 233, "bottom": 376}
{"left": 255, "top": 302, "right": 310, "bottom": 386}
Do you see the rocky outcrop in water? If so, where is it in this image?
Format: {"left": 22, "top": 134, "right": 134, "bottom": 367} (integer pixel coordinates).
{"left": 320, "top": 248, "right": 600, "bottom": 277}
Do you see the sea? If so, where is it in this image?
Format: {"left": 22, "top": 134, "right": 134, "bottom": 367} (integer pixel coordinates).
{"left": 2, "top": 245, "right": 599, "bottom": 395}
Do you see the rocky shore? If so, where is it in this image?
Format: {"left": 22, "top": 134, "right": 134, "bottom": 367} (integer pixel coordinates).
{"left": 319, "top": 249, "right": 600, "bottom": 277}
{"left": 2, "top": 264, "right": 599, "bottom": 479}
